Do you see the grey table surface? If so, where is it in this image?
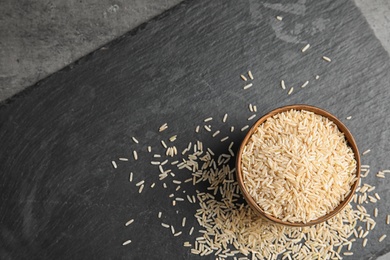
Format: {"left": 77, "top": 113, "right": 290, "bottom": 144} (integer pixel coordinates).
{"left": 1, "top": 0, "right": 390, "bottom": 103}
{"left": 1, "top": 0, "right": 390, "bottom": 259}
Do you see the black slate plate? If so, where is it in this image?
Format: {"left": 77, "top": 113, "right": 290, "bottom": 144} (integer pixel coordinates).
{"left": 1, "top": 0, "right": 390, "bottom": 259}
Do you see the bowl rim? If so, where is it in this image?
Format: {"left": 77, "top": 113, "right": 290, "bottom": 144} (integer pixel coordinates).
{"left": 236, "top": 104, "right": 361, "bottom": 227}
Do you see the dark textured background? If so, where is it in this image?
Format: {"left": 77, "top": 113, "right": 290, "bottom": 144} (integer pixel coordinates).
{"left": 1, "top": 0, "right": 390, "bottom": 259}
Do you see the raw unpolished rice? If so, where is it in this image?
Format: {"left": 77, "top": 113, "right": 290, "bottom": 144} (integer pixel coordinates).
{"left": 300, "top": 80, "right": 309, "bottom": 88}
{"left": 240, "top": 74, "right": 248, "bottom": 81}
{"left": 241, "top": 125, "right": 249, "bottom": 131}
{"left": 125, "top": 219, "right": 134, "bottom": 226}
{"left": 241, "top": 109, "right": 357, "bottom": 223}
{"left": 281, "top": 80, "right": 286, "bottom": 90}
{"left": 243, "top": 83, "right": 253, "bottom": 89}
{"left": 180, "top": 146, "right": 368, "bottom": 260}
{"left": 247, "top": 114, "right": 256, "bottom": 121}
{"left": 223, "top": 113, "right": 228, "bottom": 122}
{"left": 301, "top": 44, "right": 310, "bottom": 53}
{"left": 248, "top": 71, "right": 254, "bottom": 80}
{"left": 133, "top": 150, "right": 138, "bottom": 160}
{"left": 159, "top": 123, "right": 168, "bottom": 132}
{"left": 122, "top": 240, "right": 132, "bottom": 246}
{"left": 120, "top": 106, "right": 382, "bottom": 259}
{"left": 111, "top": 161, "right": 117, "bottom": 169}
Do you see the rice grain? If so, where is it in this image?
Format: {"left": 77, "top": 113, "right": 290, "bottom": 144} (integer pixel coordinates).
{"left": 281, "top": 80, "right": 286, "bottom": 90}
{"left": 111, "top": 161, "right": 117, "bottom": 169}
{"left": 243, "top": 83, "right": 253, "bottom": 90}
{"left": 248, "top": 71, "right": 254, "bottom": 80}
{"left": 122, "top": 240, "right": 132, "bottom": 246}
{"left": 132, "top": 137, "right": 139, "bottom": 144}
{"left": 301, "top": 44, "right": 310, "bottom": 53}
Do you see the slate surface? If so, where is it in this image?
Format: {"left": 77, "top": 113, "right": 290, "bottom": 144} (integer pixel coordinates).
{"left": 1, "top": 0, "right": 390, "bottom": 259}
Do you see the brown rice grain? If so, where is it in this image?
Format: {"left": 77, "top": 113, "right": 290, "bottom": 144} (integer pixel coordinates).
{"left": 125, "top": 219, "right": 134, "bottom": 226}
{"left": 248, "top": 71, "right": 254, "bottom": 80}
{"left": 281, "top": 80, "right": 286, "bottom": 90}
{"left": 301, "top": 44, "right": 310, "bottom": 53}
{"left": 122, "top": 240, "right": 132, "bottom": 246}
{"left": 243, "top": 83, "right": 253, "bottom": 90}
{"left": 111, "top": 161, "right": 117, "bottom": 169}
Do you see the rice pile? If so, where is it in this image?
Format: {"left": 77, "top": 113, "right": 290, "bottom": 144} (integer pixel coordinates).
{"left": 241, "top": 109, "right": 358, "bottom": 223}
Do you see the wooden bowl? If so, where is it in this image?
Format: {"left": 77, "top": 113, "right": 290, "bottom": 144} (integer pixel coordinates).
{"left": 236, "top": 104, "right": 361, "bottom": 227}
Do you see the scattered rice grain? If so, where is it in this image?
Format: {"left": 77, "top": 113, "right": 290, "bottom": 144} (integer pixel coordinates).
{"left": 161, "top": 223, "right": 169, "bottom": 228}
{"left": 241, "top": 125, "right": 249, "bottom": 131}
{"left": 243, "top": 83, "right": 253, "bottom": 90}
{"left": 213, "top": 130, "right": 220, "bottom": 137}
{"left": 281, "top": 80, "right": 286, "bottom": 90}
{"left": 122, "top": 240, "right": 132, "bottom": 246}
{"left": 125, "top": 219, "right": 134, "bottom": 226}
{"left": 159, "top": 123, "right": 168, "bottom": 132}
{"left": 111, "top": 161, "right": 117, "bottom": 169}
{"left": 301, "top": 44, "right": 310, "bottom": 53}
{"left": 220, "top": 136, "right": 229, "bottom": 142}
{"left": 362, "top": 149, "right": 371, "bottom": 155}
{"left": 247, "top": 114, "right": 256, "bottom": 121}
{"left": 300, "top": 80, "right": 309, "bottom": 88}
{"left": 132, "top": 137, "right": 139, "bottom": 144}
{"left": 248, "top": 71, "right": 254, "bottom": 80}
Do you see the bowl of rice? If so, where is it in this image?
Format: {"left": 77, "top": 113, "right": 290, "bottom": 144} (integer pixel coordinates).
{"left": 236, "top": 104, "right": 360, "bottom": 227}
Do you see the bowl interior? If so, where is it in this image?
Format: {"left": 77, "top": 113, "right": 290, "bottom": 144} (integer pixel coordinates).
{"left": 236, "top": 104, "right": 361, "bottom": 227}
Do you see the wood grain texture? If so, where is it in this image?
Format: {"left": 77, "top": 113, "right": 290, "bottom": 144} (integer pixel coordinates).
{"left": 0, "top": 0, "right": 390, "bottom": 259}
